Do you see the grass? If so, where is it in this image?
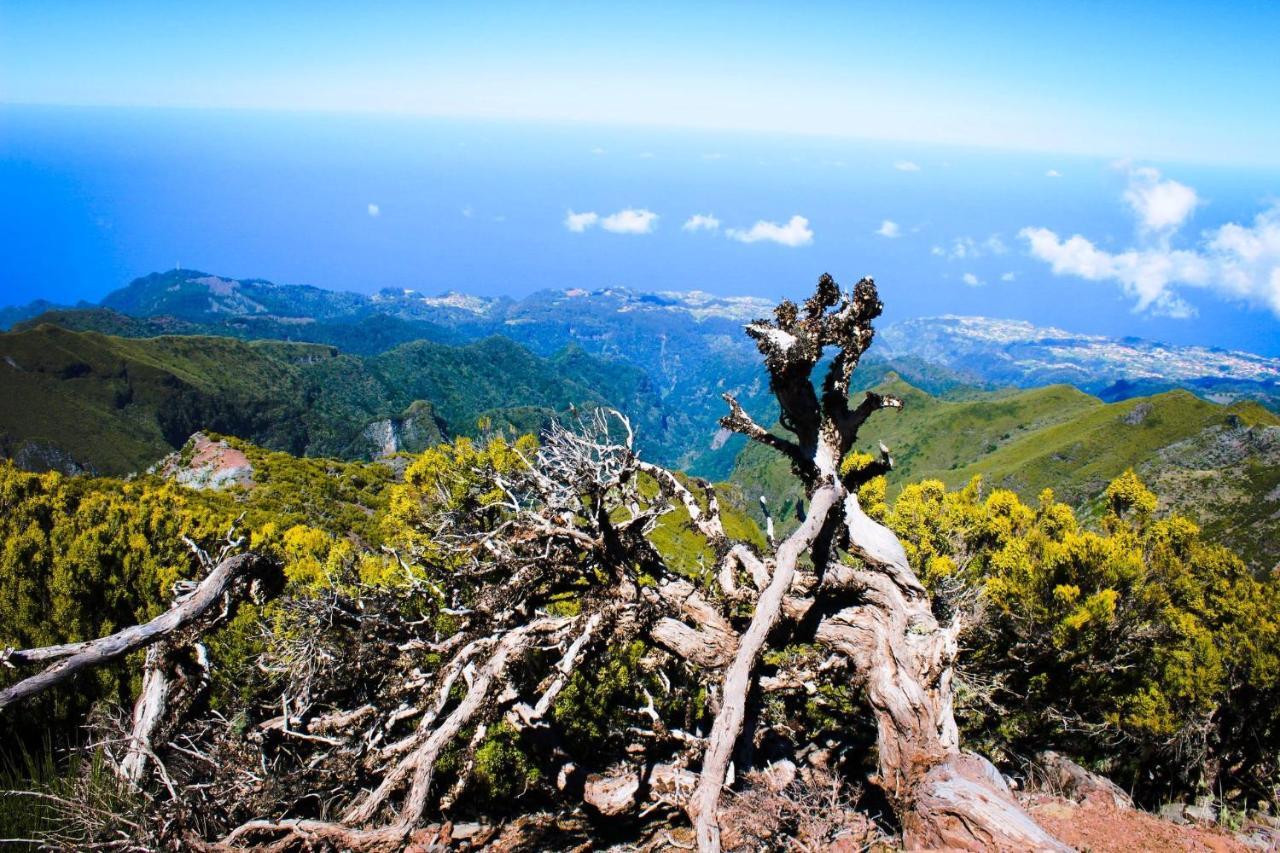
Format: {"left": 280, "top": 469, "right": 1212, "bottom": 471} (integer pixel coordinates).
{"left": 0, "top": 739, "right": 141, "bottom": 848}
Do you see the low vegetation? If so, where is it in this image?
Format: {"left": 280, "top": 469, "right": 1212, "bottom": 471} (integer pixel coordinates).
{"left": 1, "top": 275, "right": 1277, "bottom": 850}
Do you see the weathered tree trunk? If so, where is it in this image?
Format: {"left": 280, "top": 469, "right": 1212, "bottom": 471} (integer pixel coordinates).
{"left": 121, "top": 643, "right": 180, "bottom": 782}
{"left": 712, "top": 274, "right": 1065, "bottom": 852}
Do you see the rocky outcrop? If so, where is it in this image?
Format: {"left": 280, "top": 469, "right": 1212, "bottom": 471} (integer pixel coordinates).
{"left": 1034, "top": 751, "right": 1133, "bottom": 808}
{"left": 153, "top": 432, "right": 254, "bottom": 490}
{"left": 4, "top": 439, "right": 92, "bottom": 475}
{"left": 357, "top": 400, "right": 446, "bottom": 458}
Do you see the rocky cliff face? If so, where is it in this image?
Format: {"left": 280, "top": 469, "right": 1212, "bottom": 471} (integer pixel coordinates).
{"left": 357, "top": 401, "right": 446, "bottom": 458}
{"left": 3, "top": 439, "right": 92, "bottom": 476}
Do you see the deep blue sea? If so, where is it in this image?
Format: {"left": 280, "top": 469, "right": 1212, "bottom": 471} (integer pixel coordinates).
{"left": 3, "top": 105, "right": 1278, "bottom": 355}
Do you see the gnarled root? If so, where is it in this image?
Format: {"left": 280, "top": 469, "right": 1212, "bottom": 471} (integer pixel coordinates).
{"left": 908, "top": 753, "right": 1070, "bottom": 852}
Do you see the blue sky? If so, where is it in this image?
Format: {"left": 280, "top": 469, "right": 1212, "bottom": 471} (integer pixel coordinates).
{"left": 2, "top": 3, "right": 1279, "bottom": 354}
{"left": 4, "top": 1, "right": 1280, "bottom": 166}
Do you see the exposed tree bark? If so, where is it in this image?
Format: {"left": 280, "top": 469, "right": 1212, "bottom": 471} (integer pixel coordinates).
{"left": 908, "top": 753, "right": 1069, "bottom": 850}
{"left": 648, "top": 579, "right": 739, "bottom": 667}
{"left": 711, "top": 273, "right": 1064, "bottom": 852}
{"left": 689, "top": 481, "right": 840, "bottom": 852}
{"left": 120, "top": 641, "right": 213, "bottom": 783}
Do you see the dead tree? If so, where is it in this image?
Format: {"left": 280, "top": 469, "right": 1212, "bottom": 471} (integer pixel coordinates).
{"left": 701, "top": 274, "right": 1065, "bottom": 851}
{"left": 235, "top": 274, "right": 1060, "bottom": 851}
{"left": 2, "top": 274, "right": 1063, "bottom": 852}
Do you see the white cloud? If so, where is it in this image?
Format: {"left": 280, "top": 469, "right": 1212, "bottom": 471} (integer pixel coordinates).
{"left": 590, "top": 147, "right": 606, "bottom": 156}
{"left": 683, "top": 214, "right": 721, "bottom": 232}
{"left": 1207, "top": 208, "right": 1280, "bottom": 310}
{"left": 1046, "top": 169, "right": 1062, "bottom": 178}
{"left": 702, "top": 152, "right": 723, "bottom": 161}
{"left": 1155, "top": 295, "right": 1198, "bottom": 319}
{"left": 726, "top": 215, "right": 813, "bottom": 247}
{"left": 894, "top": 160, "right": 921, "bottom": 172}
{"left": 1020, "top": 227, "right": 1212, "bottom": 316}
{"left": 461, "top": 206, "right": 474, "bottom": 218}
{"left": 1123, "top": 166, "right": 1198, "bottom": 233}
{"left": 367, "top": 203, "right": 380, "bottom": 217}
{"left": 1021, "top": 166, "right": 1280, "bottom": 317}
{"left": 565, "top": 208, "right": 659, "bottom": 234}
{"left": 564, "top": 210, "right": 599, "bottom": 233}
{"left": 1001, "top": 272, "right": 1017, "bottom": 282}
{"left": 875, "top": 219, "right": 901, "bottom": 238}
{"left": 1022, "top": 228, "right": 1126, "bottom": 281}
{"left": 638, "top": 151, "right": 655, "bottom": 159}
{"left": 601, "top": 208, "right": 658, "bottom": 234}
{"left": 962, "top": 272, "right": 982, "bottom": 286}
{"left": 932, "top": 234, "right": 1007, "bottom": 260}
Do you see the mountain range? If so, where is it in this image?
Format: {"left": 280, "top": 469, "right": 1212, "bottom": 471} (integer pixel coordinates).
{"left": 878, "top": 315, "right": 1280, "bottom": 411}
{"left": 7, "top": 269, "right": 1279, "bottom": 460}
{"left": 9, "top": 269, "right": 1278, "bottom": 407}
{"left": 2, "top": 271, "right": 787, "bottom": 476}
{"left": 3, "top": 269, "right": 1278, "bottom": 573}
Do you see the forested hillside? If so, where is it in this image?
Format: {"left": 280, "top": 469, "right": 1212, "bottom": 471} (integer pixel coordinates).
{"left": 732, "top": 375, "right": 1280, "bottom": 572}
{"left": 0, "top": 325, "right": 666, "bottom": 475}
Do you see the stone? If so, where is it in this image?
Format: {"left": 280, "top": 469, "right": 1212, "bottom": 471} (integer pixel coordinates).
{"left": 762, "top": 759, "right": 797, "bottom": 791}
{"left": 583, "top": 769, "right": 640, "bottom": 816}
{"left": 1183, "top": 802, "right": 1218, "bottom": 824}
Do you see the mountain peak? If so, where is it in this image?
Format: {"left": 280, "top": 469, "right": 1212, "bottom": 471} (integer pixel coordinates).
{"left": 533, "top": 286, "right": 774, "bottom": 322}
{"left": 407, "top": 291, "right": 499, "bottom": 315}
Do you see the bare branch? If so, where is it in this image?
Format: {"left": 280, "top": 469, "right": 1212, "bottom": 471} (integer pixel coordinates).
{"left": 718, "top": 393, "right": 813, "bottom": 477}
{"left": 636, "top": 460, "right": 726, "bottom": 543}
{"left": 0, "top": 553, "right": 278, "bottom": 712}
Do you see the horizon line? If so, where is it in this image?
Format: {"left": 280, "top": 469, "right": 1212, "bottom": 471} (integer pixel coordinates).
{"left": 7, "top": 100, "right": 1279, "bottom": 172}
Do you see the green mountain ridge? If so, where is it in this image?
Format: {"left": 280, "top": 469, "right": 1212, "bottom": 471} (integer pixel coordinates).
{"left": 0, "top": 325, "right": 666, "bottom": 476}
{"left": 732, "top": 375, "right": 1280, "bottom": 572}
{"left": 15, "top": 267, "right": 1278, "bottom": 480}
{"left": 7, "top": 270, "right": 1279, "bottom": 574}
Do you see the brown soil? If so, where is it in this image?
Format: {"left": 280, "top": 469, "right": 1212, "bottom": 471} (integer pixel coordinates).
{"left": 1022, "top": 793, "right": 1256, "bottom": 853}
{"left": 156, "top": 431, "right": 255, "bottom": 490}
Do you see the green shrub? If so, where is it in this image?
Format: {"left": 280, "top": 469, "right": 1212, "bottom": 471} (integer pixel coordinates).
{"left": 877, "top": 469, "right": 1280, "bottom": 803}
